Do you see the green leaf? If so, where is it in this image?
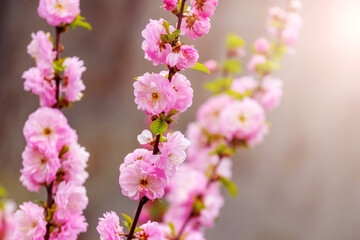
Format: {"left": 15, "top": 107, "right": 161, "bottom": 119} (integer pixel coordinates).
{"left": 256, "top": 60, "right": 280, "bottom": 75}
{"left": 220, "top": 177, "right": 238, "bottom": 197}
{"left": 209, "top": 143, "right": 235, "bottom": 157}
{"left": 69, "top": 14, "right": 92, "bottom": 31}
{"left": 134, "top": 227, "right": 143, "bottom": 233}
{"left": 171, "top": 29, "right": 181, "bottom": 39}
{"left": 0, "top": 187, "right": 7, "bottom": 198}
{"left": 150, "top": 119, "right": 168, "bottom": 135}
{"left": 122, "top": 213, "right": 133, "bottom": 231}
{"left": 226, "top": 33, "right": 245, "bottom": 49}
{"left": 58, "top": 145, "right": 69, "bottom": 159}
{"left": 225, "top": 89, "right": 252, "bottom": 100}
{"left": 163, "top": 21, "right": 170, "bottom": 35}
{"left": 168, "top": 222, "right": 176, "bottom": 237}
{"left": 204, "top": 77, "right": 233, "bottom": 94}
{"left": 165, "top": 109, "right": 180, "bottom": 122}
{"left": 192, "top": 196, "right": 206, "bottom": 216}
{"left": 190, "top": 62, "right": 210, "bottom": 75}
{"left": 223, "top": 59, "right": 242, "bottom": 74}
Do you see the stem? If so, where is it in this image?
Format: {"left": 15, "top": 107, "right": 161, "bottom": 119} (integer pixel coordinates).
{"left": 54, "top": 26, "right": 62, "bottom": 108}
{"left": 153, "top": 134, "right": 161, "bottom": 154}
{"left": 127, "top": 197, "right": 149, "bottom": 240}
{"left": 127, "top": 1, "right": 188, "bottom": 238}
{"left": 44, "top": 182, "right": 54, "bottom": 240}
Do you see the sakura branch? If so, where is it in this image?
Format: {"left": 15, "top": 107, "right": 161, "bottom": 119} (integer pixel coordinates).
{"left": 96, "top": 0, "right": 218, "bottom": 239}
{"left": 138, "top": 1, "right": 303, "bottom": 239}
{"left": 13, "top": 1, "right": 91, "bottom": 239}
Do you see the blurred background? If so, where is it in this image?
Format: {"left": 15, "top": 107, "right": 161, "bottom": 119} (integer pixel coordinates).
{"left": 1, "top": 0, "right": 360, "bottom": 239}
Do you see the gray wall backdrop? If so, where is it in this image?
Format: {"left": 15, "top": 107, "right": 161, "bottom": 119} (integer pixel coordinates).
{"left": 1, "top": 0, "right": 360, "bottom": 239}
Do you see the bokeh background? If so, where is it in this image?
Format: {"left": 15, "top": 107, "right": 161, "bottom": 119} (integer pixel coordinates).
{"left": 1, "top": 0, "right": 360, "bottom": 239}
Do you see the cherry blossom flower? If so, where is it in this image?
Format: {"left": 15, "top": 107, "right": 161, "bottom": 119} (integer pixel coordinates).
{"left": 135, "top": 221, "right": 164, "bottom": 240}
{"left": 22, "top": 67, "right": 57, "bottom": 107}
{"left": 97, "top": 211, "right": 125, "bottom": 240}
{"left": 141, "top": 19, "right": 174, "bottom": 66}
{"left": 62, "top": 57, "right": 86, "bottom": 102}
{"left": 190, "top": 0, "right": 218, "bottom": 18}
{"left": 27, "top": 31, "right": 56, "bottom": 73}
{"left": 119, "top": 160, "right": 167, "bottom": 201}
{"left": 38, "top": 0, "right": 80, "bottom": 26}
{"left": 20, "top": 143, "right": 60, "bottom": 192}
{"left": 134, "top": 73, "right": 177, "bottom": 116}
{"left": 13, "top": 202, "right": 47, "bottom": 240}
{"left": 181, "top": 9, "right": 211, "bottom": 40}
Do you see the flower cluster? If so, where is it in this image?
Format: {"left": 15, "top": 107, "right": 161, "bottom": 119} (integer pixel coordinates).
{"left": 140, "top": 1, "right": 302, "bottom": 239}
{"left": 98, "top": 0, "right": 218, "bottom": 239}
{"left": 14, "top": 0, "right": 91, "bottom": 239}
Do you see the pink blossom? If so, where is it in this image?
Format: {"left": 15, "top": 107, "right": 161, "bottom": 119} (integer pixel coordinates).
{"left": 119, "top": 159, "right": 167, "bottom": 201}
{"left": 253, "top": 37, "right": 271, "bottom": 54}
{"left": 231, "top": 75, "right": 258, "bottom": 95}
{"left": 20, "top": 143, "right": 60, "bottom": 192}
{"left": 13, "top": 201, "right": 47, "bottom": 240}
{"left": 163, "top": 0, "right": 178, "bottom": 11}
{"left": 134, "top": 73, "right": 176, "bottom": 116}
{"left": 190, "top": 0, "right": 218, "bottom": 18}
{"left": 62, "top": 57, "right": 86, "bottom": 102}
{"left": 141, "top": 19, "right": 174, "bottom": 65}
{"left": 120, "top": 148, "right": 159, "bottom": 172}
{"left": 23, "top": 107, "right": 77, "bottom": 150}
{"left": 181, "top": 10, "right": 211, "bottom": 40}
{"left": 136, "top": 221, "right": 164, "bottom": 240}
{"left": 158, "top": 131, "right": 191, "bottom": 176}
{"left": 38, "top": 0, "right": 80, "bottom": 26}
{"left": 54, "top": 182, "right": 88, "bottom": 219}
{"left": 166, "top": 45, "right": 199, "bottom": 70}
{"left": 176, "top": 45, "right": 199, "bottom": 70}
{"left": 219, "top": 98, "right": 266, "bottom": 142}
{"left": 51, "top": 213, "right": 87, "bottom": 240}
{"left": 289, "top": 0, "right": 302, "bottom": 11}
{"left": 196, "top": 94, "right": 233, "bottom": 135}
{"left": 253, "top": 76, "right": 283, "bottom": 111}
{"left": 267, "top": 7, "right": 287, "bottom": 35}
{"left": 187, "top": 148, "right": 233, "bottom": 179}
{"left": 166, "top": 165, "right": 207, "bottom": 205}
{"left": 97, "top": 211, "right": 124, "bottom": 240}
{"left": 137, "top": 130, "right": 154, "bottom": 145}
{"left": 282, "top": 27, "right": 299, "bottom": 47}
{"left": 22, "top": 67, "right": 57, "bottom": 107}
{"left": 60, "top": 143, "right": 89, "bottom": 185}
{"left": 203, "top": 60, "right": 218, "bottom": 74}
{"left": 247, "top": 54, "right": 266, "bottom": 73}
{"left": 27, "top": 31, "right": 56, "bottom": 73}
{"left": 171, "top": 73, "right": 193, "bottom": 113}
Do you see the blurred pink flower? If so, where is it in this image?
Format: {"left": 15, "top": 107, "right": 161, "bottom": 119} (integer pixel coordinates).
{"left": 38, "top": 0, "right": 80, "bottom": 26}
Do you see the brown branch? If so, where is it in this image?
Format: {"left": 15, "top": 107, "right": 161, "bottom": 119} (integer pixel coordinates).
{"left": 126, "top": 197, "right": 149, "bottom": 240}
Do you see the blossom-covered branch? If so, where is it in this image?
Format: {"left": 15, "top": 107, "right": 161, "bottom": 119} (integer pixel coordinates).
{"left": 138, "top": 1, "right": 303, "bottom": 239}
{"left": 13, "top": 1, "right": 91, "bottom": 239}
{"left": 97, "top": 0, "right": 218, "bottom": 239}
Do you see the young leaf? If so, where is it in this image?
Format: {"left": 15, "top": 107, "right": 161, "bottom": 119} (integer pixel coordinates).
{"left": 162, "top": 21, "right": 170, "bottom": 35}
{"left": 168, "top": 222, "right": 176, "bottom": 237}
{"left": 122, "top": 213, "right": 133, "bottom": 231}
{"left": 150, "top": 119, "right": 168, "bottom": 135}
{"left": 226, "top": 33, "right": 245, "bottom": 49}
{"left": 220, "top": 177, "right": 238, "bottom": 197}
{"left": 171, "top": 29, "right": 181, "bottom": 39}
{"left": 69, "top": 14, "right": 92, "bottom": 31}
{"left": 0, "top": 187, "right": 7, "bottom": 198}
{"left": 191, "top": 62, "right": 210, "bottom": 75}
{"left": 204, "top": 77, "right": 233, "bottom": 94}
{"left": 134, "top": 227, "right": 143, "bottom": 233}
{"left": 58, "top": 145, "right": 69, "bottom": 159}
{"left": 223, "top": 59, "right": 242, "bottom": 74}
